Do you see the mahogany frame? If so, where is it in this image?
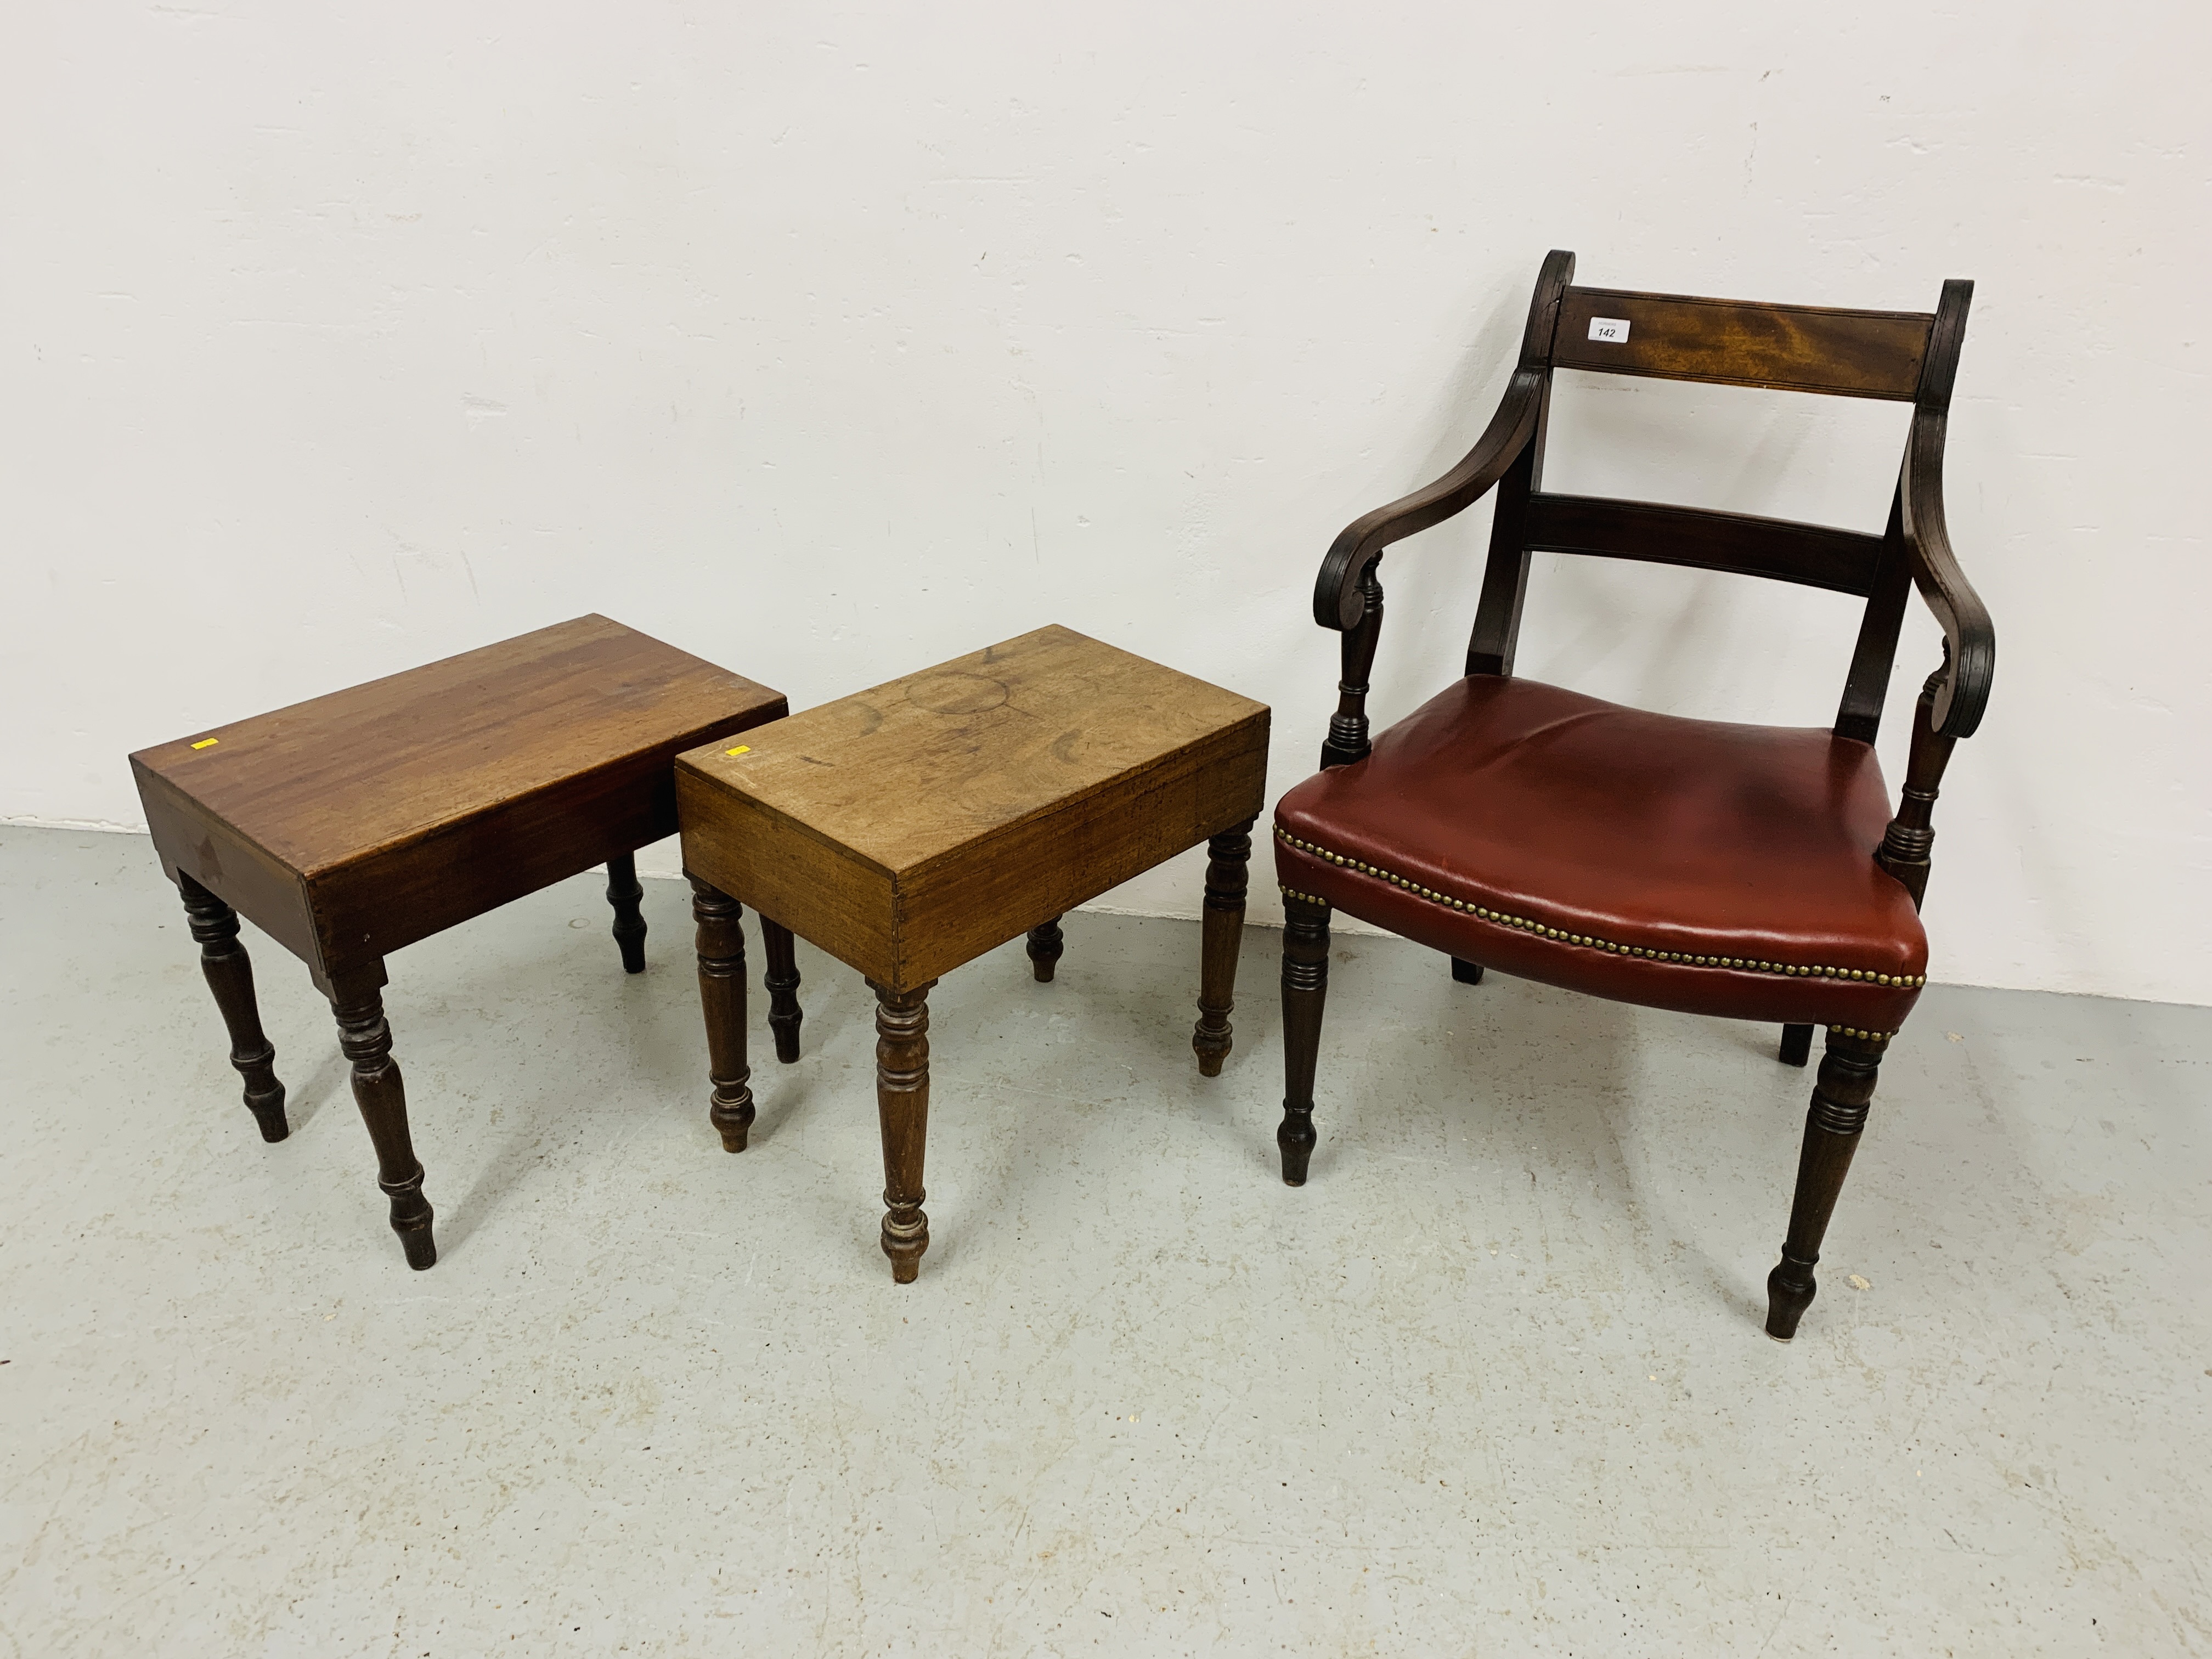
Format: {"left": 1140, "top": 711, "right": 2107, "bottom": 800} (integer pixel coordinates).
{"left": 1289, "top": 250, "right": 1997, "bottom": 1340}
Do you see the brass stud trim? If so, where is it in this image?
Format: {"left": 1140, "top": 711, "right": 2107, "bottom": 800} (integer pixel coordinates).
{"left": 1273, "top": 825, "right": 1926, "bottom": 991}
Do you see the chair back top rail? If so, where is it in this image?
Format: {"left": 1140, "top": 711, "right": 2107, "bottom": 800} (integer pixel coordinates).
{"left": 1551, "top": 286, "right": 1933, "bottom": 400}
{"left": 1522, "top": 493, "right": 1885, "bottom": 597}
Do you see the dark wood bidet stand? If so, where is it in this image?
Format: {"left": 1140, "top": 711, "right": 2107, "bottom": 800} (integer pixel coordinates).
{"left": 131, "top": 616, "right": 788, "bottom": 1268}
{"left": 675, "top": 624, "right": 1269, "bottom": 1282}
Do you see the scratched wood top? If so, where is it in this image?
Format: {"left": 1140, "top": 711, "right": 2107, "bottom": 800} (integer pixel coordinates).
{"left": 679, "top": 625, "right": 1269, "bottom": 878}
{"left": 131, "top": 615, "right": 785, "bottom": 876}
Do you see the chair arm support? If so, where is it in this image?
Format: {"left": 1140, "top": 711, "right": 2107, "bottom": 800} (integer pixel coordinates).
{"left": 1874, "top": 650, "right": 1959, "bottom": 911}
{"left": 1311, "top": 370, "right": 1545, "bottom": 631}
{"left": 1901, "top": 417, "right": 1996, "bottom": 740}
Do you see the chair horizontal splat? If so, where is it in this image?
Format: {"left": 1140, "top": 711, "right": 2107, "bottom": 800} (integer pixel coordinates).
{"left": 1522, "top": 494, "right": 1884, "bottom": 595}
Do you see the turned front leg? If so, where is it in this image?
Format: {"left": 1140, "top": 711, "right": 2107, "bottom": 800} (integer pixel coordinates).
{"left": 1277, "top": 891, "right": 1333, "bottom": 1185}
{"left": 1025, "top": 917, "right": 1065, "bottom": 983}
{"left": 689, "top": 876, "right": 755, "bottom": 1152}
{"left": 605, "top": 851, "right": 648, "bottom": 974}
{"left": 1191, "top": 820, "right": 1253, "bottom": 1076}
{"left": 1766, "top": 1029, "right": 1888, "bottom": 1339}
{"left": 868, "top": 979, "right": 936, "bottom": 1283}
{"left": 177, "top": 874, "right": 288, "bottom": 1142}
{"left": 329, "top": 972, "right": 435, "bottom": 1269}
{"left": 759, "top": 916, "right": 804, "bottom": 1063}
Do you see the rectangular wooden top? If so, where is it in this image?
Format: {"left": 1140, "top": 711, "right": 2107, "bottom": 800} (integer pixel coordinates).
{"left": 678, "top": 624, "right": 1269, "bottom": 879}
{"left": 132, "top": 614, "right": 785, "bottom": 877}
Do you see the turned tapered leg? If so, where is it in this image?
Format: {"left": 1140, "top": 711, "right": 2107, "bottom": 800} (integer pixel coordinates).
{"left": 1778, "top": 1023, "right": 1814, "bottom": 1068}
{"left": 1026, "top": 917, "right": 1065, "bottom": 983}
{"left": 177, "top": 874, "right": 289, "bottom": 1142}
{"left": 759, "top": 916, "right": 804, "bottom": 1063}
{"left": 1192, "top": 820, "right": 1254, "bottom": 1076}
{"left": 689, "top": 876, "right": 755, "bottom": 1152}
{"left": 868, "top": 979, "right": 935, "bottom": 1283}
{"left": 329, "top": 972, "right": 435, "bottom": 1269}
{"left": 1765, "top": 1029, "right": 1888, "bottom": 1340}
{"left": 1278, "top": 893, "right": 1332, "bottom": 1186}
{"left": 1451, "top": 957, "right": 1486, "bottom": 986}
{"left": 605, "top": 851, "right": 647, "bottom": 974}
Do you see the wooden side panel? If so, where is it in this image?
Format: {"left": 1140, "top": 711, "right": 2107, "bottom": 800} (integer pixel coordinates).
{"left": 307, "top": 703, "right": 778, "bottom": 972}
{"left": 676, "top": 766, "right": 899, "bottom": 984}
{"left": 675, "top": 624, "right": 1271, "bottom": 991}
{"left": 1523, "top": 494, "right": 1884, "bottom": 595}
{"left": 896, "top": 712, "right": 1269, "bottom": 988}
{"left": 1553, "top": 287, "right": 1931, "bottom": 399}
{"left": 132, "top": 761, "right": 324, "bottom": 977}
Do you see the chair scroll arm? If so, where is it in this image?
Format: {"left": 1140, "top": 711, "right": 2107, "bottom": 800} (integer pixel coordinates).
{"left": 1307, "top": 249, "right": 1577, "bottom": 769}
{"left": 1901, "top": 421, "right": 1996, "bottom": 741}
{"left": 1311, "top": 371, "right": 1545, "bottom": 633}
{"left": 1898, "top": 275, "right": 1994, "bottom": 743}
{"left": 1882, "top": 436, "right": 1994, "bottom": 909}
{"left": 1877, "top": 274, "right": 1993, "bottom": 911}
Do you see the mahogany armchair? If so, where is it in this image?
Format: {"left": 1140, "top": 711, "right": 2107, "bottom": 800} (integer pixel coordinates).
{"left": 1271, "top": 251, "right": 1995, "bottom": 1339}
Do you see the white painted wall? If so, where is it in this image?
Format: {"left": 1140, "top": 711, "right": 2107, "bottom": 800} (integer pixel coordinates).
{"left": 5, "top": 2, "right": 2206, "bottom": 1005}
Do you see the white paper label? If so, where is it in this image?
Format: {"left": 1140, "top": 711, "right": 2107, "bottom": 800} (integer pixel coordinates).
{"left": 1588, "top": 317, "right": 1632, "bottom": 343}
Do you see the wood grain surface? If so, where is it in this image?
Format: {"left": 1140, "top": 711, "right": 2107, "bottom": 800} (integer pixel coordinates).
{"left": 1551, "top": 286, "right": 1931, "bottom": 399}
{"left": 132, "top": 614, "right": 787, "bottom": 984}
{"left": 678, "top": 624, "right": 1269, "bottom": 990}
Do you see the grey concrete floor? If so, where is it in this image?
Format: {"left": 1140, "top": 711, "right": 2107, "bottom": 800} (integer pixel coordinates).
{"left": 2, "top": 826, "right": 2208, "bottom": 1657}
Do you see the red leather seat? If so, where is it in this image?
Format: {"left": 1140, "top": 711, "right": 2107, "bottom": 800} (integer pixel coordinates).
{"left": 1273, "top": 675, "right": 1926, "bottom": 1035}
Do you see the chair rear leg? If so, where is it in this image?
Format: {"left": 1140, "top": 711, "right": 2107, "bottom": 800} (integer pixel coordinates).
{"left": 1765, "top": 1029, "right": 1887, "bottom": 1339}
{"left": 1778, "top": 1023, "right": 1813, "bottom": 1067}
{"left": 1451, "top": 957, "right": 1485, "bottom": 985}
{"left": 1277, "top": 891, "right": 1332, "bottom": 1186}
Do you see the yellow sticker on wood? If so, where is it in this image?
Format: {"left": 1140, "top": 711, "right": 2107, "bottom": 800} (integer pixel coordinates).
{"left": 724, "top": 744, "right": 752, "bottom": 757}
{"left": 191, "top": 738, "right": 219, "bottom": 750}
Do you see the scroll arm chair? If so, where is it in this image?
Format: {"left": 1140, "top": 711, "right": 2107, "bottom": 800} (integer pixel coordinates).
{"left": 1270, "top": 250, "right": 1996, "bottom": 1340}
